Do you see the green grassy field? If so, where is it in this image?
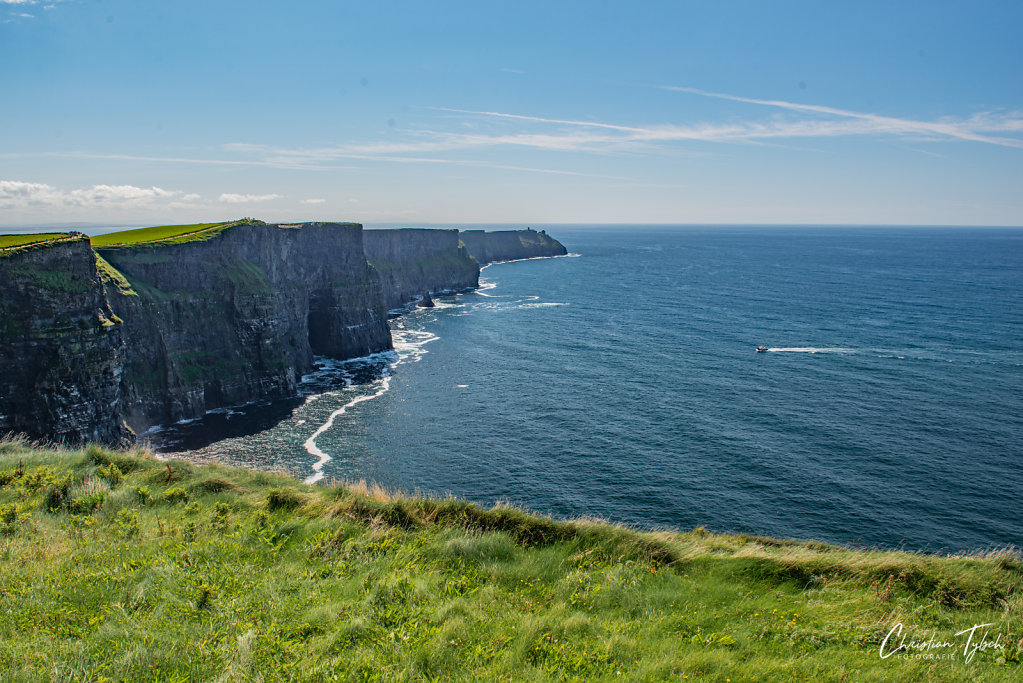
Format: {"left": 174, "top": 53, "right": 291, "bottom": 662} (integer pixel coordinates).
{"left": 0, "top": 440, "right": 1019, "bottom": 681}
{"left": 0, "top": 233, "right": 69, "bottom": 250}
{"left": 90, "top": 222, "right": 234, "bottom": 248}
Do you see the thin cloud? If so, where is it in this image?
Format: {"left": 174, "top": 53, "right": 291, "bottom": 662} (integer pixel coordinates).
{"left": 0, "top": 150, "right": 352, "bottom": 171}
{"left": 424, "top": 106, "right": 647, "bottom": 133}
{"left": 219, "top": 192, "right": 281, "bottom": 203}
{"left": 657, "top": 85, "right": 1023, "bottom": 148}
{"left": 0, "top": 180, "right": 186, "bottom": 208}
{"left": 301, "top": 198, "right": 326, "bottom": 204}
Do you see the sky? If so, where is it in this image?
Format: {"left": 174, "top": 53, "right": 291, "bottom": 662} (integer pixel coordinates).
{"left": 1, "top": 0, "right": 1022, "bottom": 227}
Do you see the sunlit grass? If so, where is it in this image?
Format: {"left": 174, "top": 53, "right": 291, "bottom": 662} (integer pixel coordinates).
{"left": 89, "top": 222, "right": 232, "bottom": 247}
{"left": 0, "top": 438, "right": 1019, "bottom": 681}
{"left": 0, "top": 233, "right": 68, "bottom": 250}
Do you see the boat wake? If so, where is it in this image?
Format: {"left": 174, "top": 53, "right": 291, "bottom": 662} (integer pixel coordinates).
{"left": 767, "top": 347, "right": 856, "bottom": 354}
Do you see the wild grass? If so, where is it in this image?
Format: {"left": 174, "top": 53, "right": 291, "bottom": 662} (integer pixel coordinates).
{"left": 89, "top": 222, "right": 233, "bottom": 247}
{"left": 0, "top": 439, "right": 1019, "bottom": 681}
{"left": 0, "top": 233, "right": 68, "bottom": 250}
{"left": 93, "top": 254, "right": 137, "bottom": 297}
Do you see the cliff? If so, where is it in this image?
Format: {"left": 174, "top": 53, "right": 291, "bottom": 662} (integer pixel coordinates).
{"left": 97, "top": 222, "right": 391, "bottom": 433}
{"left": 0, "top": 223, "right": 567, "bottom": 445}
{"left": 363, "top": 228, "right": 479, "bottom": 310}
{"left": 0, "top": 237, "right": 128, "bottom": 444}
{"left": 458, "top": 228, "right": 567, "bottom": 265}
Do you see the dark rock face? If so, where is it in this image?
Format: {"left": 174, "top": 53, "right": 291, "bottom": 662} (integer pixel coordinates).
{"left": 98, "top": 223, "right": 392, "bottom": 433}
{"left": 417, "top": 292, "right": 435, "bottom": 308}
{"left": 0, "top": 238, "right": 129, "bottom": 444}
{"left": 458, "top": 228, "right": 567, "bottom": 265}
{"left": 363, "top": 229, "right": 479, "bottom": 309}
{"left": 0, "top": 223, "right": 568, "bottom": 444}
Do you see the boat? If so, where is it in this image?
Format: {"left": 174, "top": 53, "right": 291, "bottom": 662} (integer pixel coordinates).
{"left": 756, "top": 346, "right": 769, "bottom": 352}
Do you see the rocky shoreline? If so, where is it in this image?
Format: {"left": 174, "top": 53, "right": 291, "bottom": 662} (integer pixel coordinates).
{"left": 0, "top": 222, "right": 566, "bottom": 444}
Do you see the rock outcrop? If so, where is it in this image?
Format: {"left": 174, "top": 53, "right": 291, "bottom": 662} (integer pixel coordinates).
{"left": 458, "top": 228, "right": 567, "bottom": 265}
{"left": 363, "top": 229, "right": 479, "bottom": 310}
{"left": 0, "top": 237, "right": 128, "bottom": 444}
{"left": 0, "top": 223, "right": 567, "bottom": 445}
{"left": 97, "top": 222, "right": 391, "bottom": 433}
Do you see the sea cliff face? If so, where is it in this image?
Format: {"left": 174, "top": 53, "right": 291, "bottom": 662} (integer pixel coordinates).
{"left": 97, "top": 222, "right": 391, "bottom": 433}
{"left": 0, "top": 238, "right": 128, "bottom": 444}
{"left": 363, "top": 229, "right": 479, "bottom": 310}
{"left": 458, "top": 228, "right": 567, "bottom": 265}
{"left": 0, "top": 224, "right": 566, "bottom": 444}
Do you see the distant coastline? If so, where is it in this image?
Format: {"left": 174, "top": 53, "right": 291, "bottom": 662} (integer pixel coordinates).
{"left": 0, "top": 221, "right": 567, "bottom": 446}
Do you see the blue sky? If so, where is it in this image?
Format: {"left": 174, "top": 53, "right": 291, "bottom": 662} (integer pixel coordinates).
{"left": 2, "top": 0, "right": 1022, "bottom": 226}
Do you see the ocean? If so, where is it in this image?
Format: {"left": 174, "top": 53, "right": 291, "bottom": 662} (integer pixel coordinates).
{"left": 151, "top": 226, "right": 1023, "bottom": 553}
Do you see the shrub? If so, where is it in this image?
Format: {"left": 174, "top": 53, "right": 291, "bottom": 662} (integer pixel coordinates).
{"left": 212, "top": 502, "right": 232, "bottom": 534}
{"left": 131, "top": 485, "right": 152, "bottom": 505}
{"left": 68, "top": 492, "right": 106, "bottom": 515}
{"left": 266, "top": 487, "right": 301, "bottom": 511}
{"left": 114, "top": 508, "right": 140, "bottom": 538}
{"left": 163, "top": 487, "right": 189, "bottom": 504}
{"left": 97, "top": 462, "right": 122, "bottom": 488}
{"left": 43, "top": 474, "right": 74, "bottom": 511}
{"left": 0, "top": 503, "right": 18, "bottom": 536}
{"left": 192, "top": 477, "right": 235, "bottom": 494}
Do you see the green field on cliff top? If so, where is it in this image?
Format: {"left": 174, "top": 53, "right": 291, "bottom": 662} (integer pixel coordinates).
{"left": 0, "top": 440, "right": 1020, "bottom": 681}
{"left": 90, "top": 222, "right": 233, "bottom": 247}
{"left": 0, "top": 233, "right": 68, "bottom": 249}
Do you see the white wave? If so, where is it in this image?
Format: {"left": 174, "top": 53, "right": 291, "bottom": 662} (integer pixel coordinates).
{"left": 519, "top": 302, "right": 569, "bottom": 309}
{"left": 302, "top": 325, "right": 438, "bottom": 483}
{"left": 480, "top": 252, "right": 577, "bottom": 270}
{"left": 303, "top": 375, "right": 392, "bottom": 484}
{"left": 476, "top": 279, "right": 500, "bottom": 297}
{"left": 206, "top": 407, "right": 244, "bottom": 418}
{"left": 767, "top": 347, "right": 855, "bottom": 354}
{"left": 391, "top": 328, "right": 439, "bottom": 363}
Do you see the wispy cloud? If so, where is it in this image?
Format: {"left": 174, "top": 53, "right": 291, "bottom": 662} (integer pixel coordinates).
{"left": 424, "top": 106, "right": 647, "bottom": 133}
{"left": 301, "top": 198, "right": 326, "bottom": 204}
{"left": 0, "top": 180, "right": 190, "bottom": 208}
{"left": 5, "top": 89, "right": 1019, "bottom": 186}
{"left": 656, "top": 86, "right": 1023, "bottom": 148}
{"left": 219, "top": 192, "right": 281, "bottom": 203}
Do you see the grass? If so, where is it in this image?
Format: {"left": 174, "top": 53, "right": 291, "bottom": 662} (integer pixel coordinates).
{"left": 0, "top": 233, "right": 69, "bottom": 249}
{"left": 4, "top": 266, "right": 93, "bottom": 294}
{"left": 93, "top": 254, "right": 137, "bottom": 297}
{"left": 90, "top": 222, "right": 237, "bottom": 248}
{"left": 0, "top": 439, "right": 1020, "bottom": 681}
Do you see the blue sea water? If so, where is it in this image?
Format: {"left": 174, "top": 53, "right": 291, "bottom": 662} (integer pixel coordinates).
{"left": 154, "top": 226, "right": 1023, "bottom": 553}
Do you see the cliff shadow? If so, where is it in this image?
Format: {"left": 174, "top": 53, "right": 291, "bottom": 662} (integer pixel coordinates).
{"left": 307, "top": 290, "right": 334, "bottom": 356}
{"left": 144, "top": 396, "right": 307, "bottom": 453}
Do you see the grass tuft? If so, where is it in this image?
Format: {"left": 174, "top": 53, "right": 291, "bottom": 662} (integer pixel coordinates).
{"left": 0, "top": 439, "right": 1020, "bottom": 681}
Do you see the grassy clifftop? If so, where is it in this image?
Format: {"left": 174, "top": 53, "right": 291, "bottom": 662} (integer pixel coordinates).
{"left": 0, "top": 440, "right": 1019, "bottom": 681}
{"left": 90, "top": 221, "right": 244, "bottom": 248}
{"left": 0, "top": 233, "right": 69, "bottom": 250}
